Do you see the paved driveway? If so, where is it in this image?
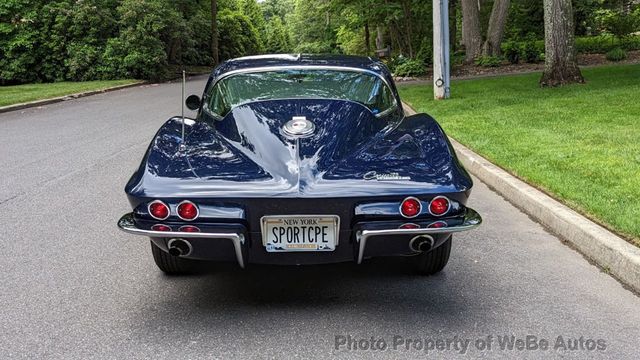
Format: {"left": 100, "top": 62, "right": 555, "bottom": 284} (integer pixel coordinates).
{"left": 1, "top": 77, "right": 639, "bottom": 359}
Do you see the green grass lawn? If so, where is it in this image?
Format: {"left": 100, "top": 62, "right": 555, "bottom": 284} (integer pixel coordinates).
{"left": 0, "top": 79, "right": 140, "bottom": 107}
{"left": 399, "top": 64, "right": 640, "bottom": 246}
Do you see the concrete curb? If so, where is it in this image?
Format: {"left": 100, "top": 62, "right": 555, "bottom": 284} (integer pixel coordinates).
{"left": 0, "top": 81, "right": 146, "bottom": 114}
{"left": 404, "top": 103, "right": 640, "bottom": 293}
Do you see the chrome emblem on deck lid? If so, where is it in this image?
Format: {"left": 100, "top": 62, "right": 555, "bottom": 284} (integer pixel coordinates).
{"left": 283, "top": 116, "right": 315, "bottom": 137}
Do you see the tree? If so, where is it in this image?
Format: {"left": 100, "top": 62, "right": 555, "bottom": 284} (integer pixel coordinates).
{"left": 261, "top": 0, "right": 295, "bottom": 21}
{"left": 211, "top": 0, "right": 219, "bottom": 65}
{"left": 539, "top": 0, "right": 584, "bottom": 86}
{"left": 217, "top": 9, "right": 262, "bottom": 60}
{"left": 364, "top": 16, "right": 371, "bottom": 54}
{"left": 461, "top": 0, "right": 482, "bottom": 63}
{"left": 288, "top": 0, "right": 337, "bottom": 53}
{"left": 602, "top": 10, "right": 639, "bottom": 42}
{"left": 102, "top": 0, "right": 184, "bottom": 81}
{"left": 265, "top": 17, "right": 291, "bottom": 53}
{"left": 449, "top": 0, "right": 457, "bottom": 52}
{"left": 507, "top": 0, "right": 544, "bottom": 38}
{"left": 242, "top": 0, "right": 266, "bottom": 51}
{"left": 483, "top": 0, "right": 510, "bottom": 56}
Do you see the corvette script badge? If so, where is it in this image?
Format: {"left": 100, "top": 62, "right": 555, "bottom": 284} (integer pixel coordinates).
{"left": 363, "top": 171, "right": 411, "bottom": 181}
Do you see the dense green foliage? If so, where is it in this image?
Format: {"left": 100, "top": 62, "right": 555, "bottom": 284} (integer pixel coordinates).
{"left": 279, "top": 0, "right": 640, "bottom": 75}
{"left": 502, "top": 35, "right": 640, "bottom": 59}
{"left": 502, "top": 40, "right": 521, "bottom": 64}
{"left": 606, "top": 47, "right": 627, "bottom": 61}
{"left": 393, "top": 58, "right": 427, "bottom": 77}
{"left": 217, "top": 9, "right": 263, "bottom": 60}
{"left": 475, "top": 55, "right": 502, "bottom": 67}
{"left": 283, "top": 0, "right": 639, "bottom": 74}
{"left": 1, "top": 0, "right": 640, "bottom": 82}
{"left": 399, "top": 64, "right": 640, "bottom": 245}
{"left": 0, "top": 0, "right": 266, "bottom": 83}
{"left": 3, "top": 1, "right": 174, "bottom": 82}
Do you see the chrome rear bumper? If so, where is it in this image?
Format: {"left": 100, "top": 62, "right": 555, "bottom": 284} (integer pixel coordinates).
{"left": 356, "top": 207, "right": 482, "bottom": 264}
{"left": 119, "top": 206, "right": 481, "bottom": 268}
{"left": 117, "top": 213, "right": 246, "bottom": 268}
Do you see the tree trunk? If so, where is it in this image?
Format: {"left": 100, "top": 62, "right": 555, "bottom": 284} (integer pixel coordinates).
{"left": 211, "top": 0, "right": 219, "bottom": 65}
{"left": 375, "top": 26, "right": 384, "bottom": 49}
{"left": 168, "top": 38, "right": 181, "bottom": 64}
{"left": 389, "top": 23, "right": 400, "bottom": 54}
{"left": 539, "top": 0, "right": 584, "bottom": 86}
{"left": 402, "top": 0, "right": 414, "bottom": 57}
{"left": 449, "top": 0, "right": 457, "bottom": 52}
{"left": 482, "top": 0, "right": 509, "bottom": 56}
{"left": 461, "top": 0, "right": 482, "bottom": 63}
{"left": 391, "top": 20, "right": 407, "bottom": 55}
{"left": 364, "top": 21, "right": 371, "bottom": 54}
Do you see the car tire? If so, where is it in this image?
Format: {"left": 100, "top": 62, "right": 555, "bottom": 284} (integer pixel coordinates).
{"left": 413, "top": 235, "right": 452, "bottom": 275}
{"left": 150, "top": 240, "right": 197, "bottom": 275}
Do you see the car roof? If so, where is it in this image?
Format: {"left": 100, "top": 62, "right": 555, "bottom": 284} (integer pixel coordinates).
{"left": 211, "top": 54, "right": 389, "bottom": 79}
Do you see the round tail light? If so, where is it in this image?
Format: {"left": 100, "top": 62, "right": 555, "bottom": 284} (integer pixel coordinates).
{"left": 148, "top": 200, "right": 170, "bottom": 220}
{"left": 177, "top": 201, "right": 199, "bottom": 221}
{"left": 179, "top": 225, "right": 200, "bottom": 233}
{"left": 151, "top": 224, "right": 172, "bottom": 232}
{"left": 427, "top": 221, "right": 447, "bottom": 228}
{"left": 429, "top": 196, "right": 450, "bottom": 216}
{"left": 400, "top": 197, "right": 421, "bottom": 218}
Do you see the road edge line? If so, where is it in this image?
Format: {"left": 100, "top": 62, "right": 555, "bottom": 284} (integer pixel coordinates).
{"left": 404, "top": 102, "right": 640, "bottom": 293}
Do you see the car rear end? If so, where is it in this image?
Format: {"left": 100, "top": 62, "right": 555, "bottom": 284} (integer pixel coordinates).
{"left": 118, "top": 190, "right": 481, "bottom": 268}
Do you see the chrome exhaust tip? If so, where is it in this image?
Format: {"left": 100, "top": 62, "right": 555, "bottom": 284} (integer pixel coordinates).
{"left": 167, "top": 238, "right": 192, "bottom": 257}
{"left": 409, "top": 235, "right": 434, "bottom": 253}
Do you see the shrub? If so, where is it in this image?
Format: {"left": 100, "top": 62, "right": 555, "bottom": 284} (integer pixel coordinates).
{"left": 575, "top": 35, "right": 640, "bottom": 53}
{"left": 606, "top": 47, "right": 627, "bottom": 61}
{"left": 65, "top": 43, "right": 102, "bottom": 81}
{"left": 451, "top": 51, "right": 466, "bottom": 66}
{"left": 180, "top": 10, "right": 213, "bottom": 66}
{"left": 218, "top": 9, "right": 263, "bottom": 60}
{"left": 0, "top": 0, "right": 217, "bottom": 83}
{"left": 393, "top": 58, "right": 426, "bottom": 77}
{"left": 575, "top": 36, "right": 613, "bottom": 53}
{"left": 99, "top": 0, "right": 184, "bottom": 81}
{"left": 521, "top": 34, "right": 541, "bottom": 63}
{"left": 415, "top": 37, "right": 432, "bottom": 65}
{"left": 502, "top": 40, "right": 520, "bottom": 64}
{"left": 599, "top": 10, "right": 638, "bottom": 41}
{"left": 386, "top": 55, "right": 408, "bottom": 73}
{"left": 0, "top": 5, "right": 40, "bottom": 84}
{"left": 475, "top": 56, "right": 502, "bottom": 67}
{"left": 0, "top": 0, "right": 121, "bottom": 83}
{"left": 502, "top": 34, "right": 640, "bottom": 58}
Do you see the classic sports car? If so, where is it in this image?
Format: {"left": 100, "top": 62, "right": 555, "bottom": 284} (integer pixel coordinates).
{"left": 118, "top": 54, "right": 481, "bottom": 275}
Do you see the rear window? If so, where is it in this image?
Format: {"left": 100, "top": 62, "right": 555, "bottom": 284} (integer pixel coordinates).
{"left": 206, "top": 69, "right": 396, "bottom": 118}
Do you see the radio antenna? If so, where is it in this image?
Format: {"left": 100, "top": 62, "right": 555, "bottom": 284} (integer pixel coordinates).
{"left": 180, "top": 69, "right": 186, "bottom": 151}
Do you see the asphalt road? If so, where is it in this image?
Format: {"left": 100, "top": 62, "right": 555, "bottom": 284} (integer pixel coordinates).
{"left": 1, "top": 76, "right": 639, "bottom": 360}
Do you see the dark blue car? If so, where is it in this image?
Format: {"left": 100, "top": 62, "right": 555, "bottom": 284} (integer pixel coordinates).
{"left": 117, "top": 54, "right": 481, "bottom": 275}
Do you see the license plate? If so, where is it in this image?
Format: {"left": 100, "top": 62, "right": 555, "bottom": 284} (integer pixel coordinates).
{"left": 261, "top": 215, "right": 340, "bottom": 252}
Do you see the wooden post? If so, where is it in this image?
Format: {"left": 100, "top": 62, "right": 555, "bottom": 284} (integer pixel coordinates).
{"left": 433, "top": 0, "right": 451, "bottom": 99}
